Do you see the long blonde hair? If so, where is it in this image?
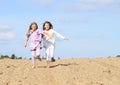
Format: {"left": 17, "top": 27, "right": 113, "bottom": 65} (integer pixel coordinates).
{"left": 28, "top": 22, "right": 38, "bottom": 33}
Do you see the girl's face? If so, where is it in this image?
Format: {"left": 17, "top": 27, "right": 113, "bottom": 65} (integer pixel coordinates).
{"left": 44, "top": 23, "right": 50, "bottom": 30}
{"left": 31, "top": 24, "right": 37, "bottom": 31}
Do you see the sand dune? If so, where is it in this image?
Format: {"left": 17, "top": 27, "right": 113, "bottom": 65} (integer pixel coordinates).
{"left": 0, "top": 58, "right": 120, "bottom": 85}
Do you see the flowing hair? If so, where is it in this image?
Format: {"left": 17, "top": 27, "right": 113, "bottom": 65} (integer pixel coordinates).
{"left": 28, "top": 22, "right": 38, "bottom": 33}
{"left": 43, "top": 21, "right": 53, "bottom": 30}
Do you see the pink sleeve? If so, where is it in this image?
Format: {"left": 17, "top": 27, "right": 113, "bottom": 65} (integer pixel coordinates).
{"left": 37, "top": 29, "right": 43, "bottom": 34}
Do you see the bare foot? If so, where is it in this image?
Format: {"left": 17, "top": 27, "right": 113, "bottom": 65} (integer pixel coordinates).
{"left": 47, "top": 66, "right": 50, "bottom": 68}
{"left": 32, "top": 65, "right": 36, "bottom": 68}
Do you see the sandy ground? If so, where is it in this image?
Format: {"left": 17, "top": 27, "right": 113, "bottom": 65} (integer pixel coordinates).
{"left": 0, "top": 57, "right": 120, "bottom": 85}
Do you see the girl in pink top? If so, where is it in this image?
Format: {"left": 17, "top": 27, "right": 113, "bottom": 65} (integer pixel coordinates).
{"left": 24, "top": 22, "right": 50, "bottom": 68}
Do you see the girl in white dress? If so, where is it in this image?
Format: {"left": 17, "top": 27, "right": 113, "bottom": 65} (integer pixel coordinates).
{"left": 43, "top": 21, "right": 68, "bottom": 68}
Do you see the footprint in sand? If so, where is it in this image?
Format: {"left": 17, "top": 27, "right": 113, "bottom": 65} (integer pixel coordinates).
{"left": 6, "top": 65, "right": 16, "bottom": 68}
{"left": 103, "top": 69, "right": 111, "bottom": 73}
{"left": 6, "top": 66, "right": 10, "bottom": 68}
{"left": 6, "top": 82, "right": 9, "bottom": 85}
{"left": 0, "top": 71, "right": 3, "bottom": 75}
{"left": 4, "top": 81, "right": 10, "bottom": 85}
{"left": 23, "top": 76, "right": 27, "bottom": 79}
{"left": 18, "top": 80, "right": 22, "bottom": 82}
{"left": 91, "top": 81, "right": 104, "bottom": 85}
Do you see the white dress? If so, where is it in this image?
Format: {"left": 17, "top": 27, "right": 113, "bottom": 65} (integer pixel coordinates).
{"left": 43, "top": 29, "right": 65, "bottom": 61}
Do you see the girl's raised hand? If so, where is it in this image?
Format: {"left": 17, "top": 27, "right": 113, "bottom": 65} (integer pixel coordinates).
{"left": 64, "top": 38, "right": 69, "bottom": 40}
{"left": 24, "top": 42, "right": 27, "bottom": 48}
{"left": 24, "top": 35, "right": 29, "bottom": 48}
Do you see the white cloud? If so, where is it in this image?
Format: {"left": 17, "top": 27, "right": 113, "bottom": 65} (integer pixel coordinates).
{"left": 62, "top": 0, "right": 119, "bottom": 11}
{"left": 61, "top": 3, "right": 95, "bottom": 11}
{"left": 59, "top": 17, "right": 88, "bottom": 23}
{"left": 22, "top": 0, "right": 120, "bottom": 11}
{"left": 84, "top": 0, "right": 114, "bottom": 4}
{"left": 33, "top": 0, "right": 53, "bottom": 7}
{"left": 0, "top": 32, "right": 15, "bottom": 40}
{"left": 0, "top": 24, "right": 12, "bottom": 30}
{"left": 0, "top": 24, "right": 14, "bottom": 40}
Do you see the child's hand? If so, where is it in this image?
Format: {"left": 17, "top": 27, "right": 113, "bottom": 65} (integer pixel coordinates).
{"left": 63, "top": 38, "right": 68, "bottom": 40}
{"left": 24, "top": 42, "right": 27, "bottom": 48}
{"left": 49, "top": 36, "right": 52, "bottom": 39}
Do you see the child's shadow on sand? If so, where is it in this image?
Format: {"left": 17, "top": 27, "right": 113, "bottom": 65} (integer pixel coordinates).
{"left": 38, "top": 63, "right": 78, "bottom": 68}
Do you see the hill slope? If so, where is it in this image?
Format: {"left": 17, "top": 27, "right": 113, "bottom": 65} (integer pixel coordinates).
{"left": 0, "top": 58, "right": 120, "bottom": 85}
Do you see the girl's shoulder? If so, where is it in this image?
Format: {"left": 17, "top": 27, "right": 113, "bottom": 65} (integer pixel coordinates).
{"left": 35, "top": 29, "right": 43, "bottom": 33}
{"left": 49, "top": 29, "right": 55, "bottom": 32}
{"left": 28, "top": 30, "right": 33, "bottom": 34}
{"left": 36, "top": 29, "right": 42, "bottom": 32}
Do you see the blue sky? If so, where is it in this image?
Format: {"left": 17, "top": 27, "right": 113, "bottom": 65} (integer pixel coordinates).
{"left": 0, "top": 0, "right": 120, "bottom": 59}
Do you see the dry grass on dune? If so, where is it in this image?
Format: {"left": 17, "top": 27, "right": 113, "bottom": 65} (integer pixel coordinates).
{"left": 0, "top": 58, "right": 120, "bottom": 85}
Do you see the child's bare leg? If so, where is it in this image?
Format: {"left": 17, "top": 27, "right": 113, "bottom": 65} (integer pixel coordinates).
{"left": 46, "top": 47, "right": 51, "bottom": 68}
{"left": 50, "top": 46, "right": 55, "bottom": 62}
{"left": 31, "top": 51, "right": 36, "bottom": 68}
{"left": 36, "top": 48, "right": 41, "bottom": 61}
{"left": 46, "top": 56, "right": 51, "bottom": 68}
{"left": 37, "top": 55, "right": 41, "bottom": 61}
{"left": 47, "top": 61, "right": 51, "bottom": 68}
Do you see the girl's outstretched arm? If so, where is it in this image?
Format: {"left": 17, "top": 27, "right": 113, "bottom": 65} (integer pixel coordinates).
{"left": 63, "top": 37, "right": 69, "bottom": 40}
{"left": 53, "top": 30, "right": 69, "bottom": 40}
{"left": 24, "top": 35, "right": 29, "bottom": 48}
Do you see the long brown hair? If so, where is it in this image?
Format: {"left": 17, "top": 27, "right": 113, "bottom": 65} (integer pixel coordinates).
{"left": 28, "top": 22, "right": 38, "bottom": 33}
{"left": 43, "top": 21, "right": 53, "bottom": 30}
